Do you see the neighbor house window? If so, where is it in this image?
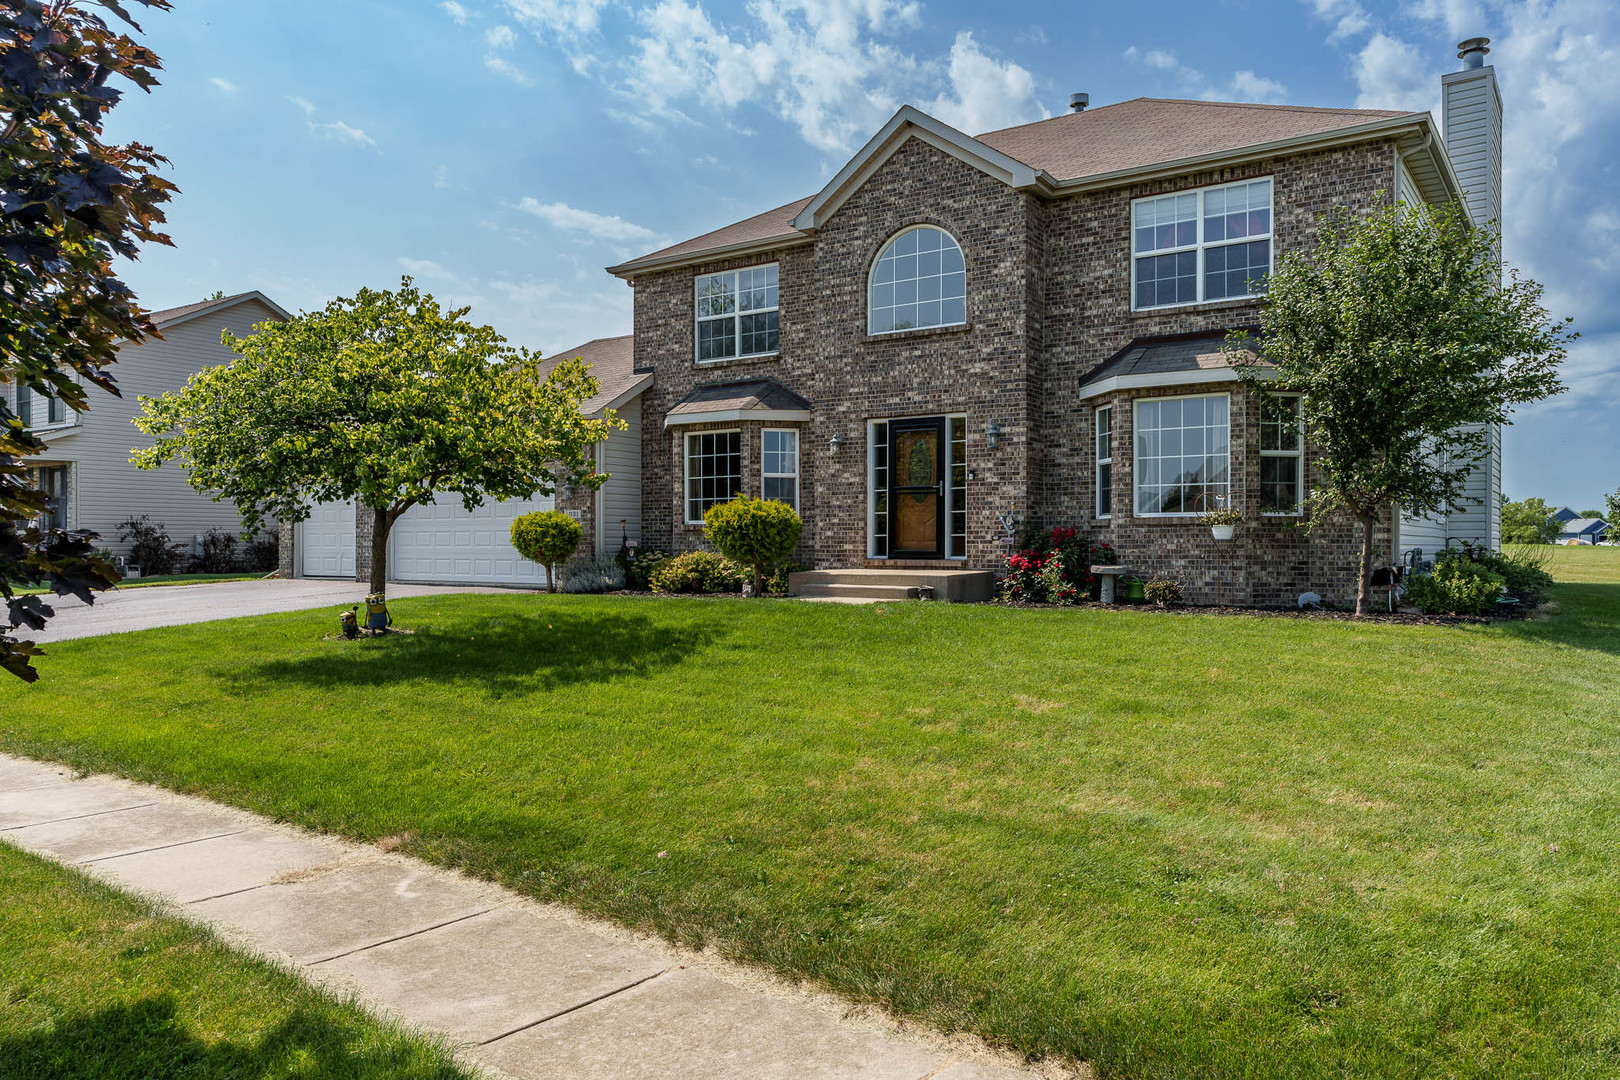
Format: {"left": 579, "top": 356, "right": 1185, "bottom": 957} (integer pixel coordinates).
{"left": 762, "top": 429, "right": 799, "bottom": 511}
{"left": 869, "top": 226, "right": 966, "bottom": 335}
{"left": 1133, "top": 394, "right": 1230, "bottom": 516}
{"left": 685, "top": 430, "right": 742, "bottom": 523}
{"left": 1259, "top": 394, "right": 1303, "bottom": 515}
{"left": 1095, "top": 406, "right": 1112, "bottom": 518}
{"left": 695, "top": 264, "right": 778, "bottom": 362}
{"left": 16, "top": 384, "right": 67, "bottom": 428}
{"left": 1132, "top": 177, "right": 1272, "bottom": 310}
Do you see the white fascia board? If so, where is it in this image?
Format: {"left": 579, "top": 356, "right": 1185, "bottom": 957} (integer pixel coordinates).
{"left": 607, "top": 234, "right": 813, "bottom": 280}
{"left": 663, "top": 407, "right": 813, "bottom": 429}
{"left": 151, "top": 290, "right": 292, "bottom": 333}
{"left": 588, "top": 373, "right": 654, "bottom": 418}
{"left": 1076, "top": 366, "right": 1275, "bottom": 401}
{"left": 791, "top": 106, "right": 1052, "bottom": 232}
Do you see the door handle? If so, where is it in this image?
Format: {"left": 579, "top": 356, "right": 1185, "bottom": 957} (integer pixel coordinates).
{"left": 937, "top": 480, "right": 945, "bottom": 496}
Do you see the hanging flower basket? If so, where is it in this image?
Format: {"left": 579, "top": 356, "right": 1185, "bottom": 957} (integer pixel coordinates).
{"left": 1199, "top": 506, "right": 1243, "bottom": 540}
{"left": 1210, "top": 524, "right": 1236, "bottom": 541}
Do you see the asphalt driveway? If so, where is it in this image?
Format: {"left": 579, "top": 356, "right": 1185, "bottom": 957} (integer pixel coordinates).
{"left": 27, "top": 579, "right": 511, "bottom": 643}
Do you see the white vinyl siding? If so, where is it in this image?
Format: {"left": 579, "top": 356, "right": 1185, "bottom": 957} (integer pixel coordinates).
{"left": 1395, "top": 157, "right": 1423, "bottom": 209}
{"left": 595, "top": 398, "right": 643, "bottom": 556}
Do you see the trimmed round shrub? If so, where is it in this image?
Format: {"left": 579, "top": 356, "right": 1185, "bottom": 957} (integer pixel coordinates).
{"left": 648, "top": 551, "right": 746, "bottom": 594}
{"left": 1143, "top": 575, "right": 1184, "bottom": 607}
{"left": 510, "top": 509, "right": 582, "bottom": 593}
{"left": 1405, "top": 558, "right": 1505, "bottom": 615}
{"left": 702, "top": 496, "right": 803, "bottom": 596}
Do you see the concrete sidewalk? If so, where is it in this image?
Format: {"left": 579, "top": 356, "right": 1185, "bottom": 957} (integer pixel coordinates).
{"left": 0, "top": 755, "right": 1064, "bottom": 1080}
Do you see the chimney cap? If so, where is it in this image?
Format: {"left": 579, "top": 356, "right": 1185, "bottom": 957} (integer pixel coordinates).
{"left": 1069, "top": 92, "right": 1089, "bottom": 113}
{"left": 1457, "top": 37, "right": 1490, "bottom": 67}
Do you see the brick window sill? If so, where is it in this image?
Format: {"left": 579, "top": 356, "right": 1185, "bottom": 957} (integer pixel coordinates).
{"left": 691, "top": 353, "right": 781, "bottom": 372}
{"left": 862, "top": 322, "right": 972, "bottom": 345}
{"left": 1128, "top": 298, "right": 1260, "bottom": 321}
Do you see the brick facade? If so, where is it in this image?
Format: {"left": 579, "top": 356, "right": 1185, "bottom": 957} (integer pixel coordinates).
{"left": 626, "top": 136, "right": 1401, "bottom": 607}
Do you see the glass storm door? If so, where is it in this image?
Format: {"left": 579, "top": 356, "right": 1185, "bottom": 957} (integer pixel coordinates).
{"left": 888, "top": 418, "right": 945, "bottom": 558}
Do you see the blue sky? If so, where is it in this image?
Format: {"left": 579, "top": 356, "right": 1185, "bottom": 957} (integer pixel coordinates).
{"left": 107, "top": 0, "right": 1618, "bottom": 510}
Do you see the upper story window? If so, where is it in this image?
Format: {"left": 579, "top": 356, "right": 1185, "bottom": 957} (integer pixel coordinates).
{"left": 696, "top": 264, "right": 778, "bottom": 363}
{"left": 1132, "top": 177, "right": 1272, "bottom": 311}
{"left": 16, "top": 384, "right": 68, "bottom": 429}
{"left": 869, "top": 226, "right": 966, "bottom": 335}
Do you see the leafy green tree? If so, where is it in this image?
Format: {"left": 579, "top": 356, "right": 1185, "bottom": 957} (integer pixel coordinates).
{"left": 1606, "top": 488, "right": 1620, "bottom": 528}
{"left": 1, "top": 0, "right": 175, "bottom": 681}
{"left": 1228, "top": 199, "right": 1572, "bottom": 615}
{"left": 1501, "top": 496, "right": 1561, "bottom": 545}
{"left": 703, "top": 496, "right": 802, "bottom": 597}
{"left": 510, "top": 509, "right": 582, "bottom": 593}
{"left": 1579, "top": 509, "right": 1604, "bottom": 520}
{"left": 134, "top": 279, "right": 618, "bottom": 597}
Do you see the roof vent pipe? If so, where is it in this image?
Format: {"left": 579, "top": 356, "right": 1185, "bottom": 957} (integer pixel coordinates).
{"left": 1457, "top": 37, "right": 1490, "bottom": 69}
{"left": 1069, "top": 92, "right": 1089, "bottom": 113}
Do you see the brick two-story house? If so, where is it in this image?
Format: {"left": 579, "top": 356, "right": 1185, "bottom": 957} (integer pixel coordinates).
{"left": 583, "top": 41, "right": 1503, "bottom": 605}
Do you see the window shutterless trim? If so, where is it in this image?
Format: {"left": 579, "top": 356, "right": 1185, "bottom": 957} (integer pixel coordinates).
{"left": 867, "top": 225, "right": 968, "bottom": 337}
{"left": 1095, "top": 405, "right": 1112, "bottom": 520}
{"left": 1258, "top": 392, "right": 1305, "bottom": 517}
{"left": 694, "top": 264, "right": 780, "bottom": 364}
{"left": 1131, "top": 176, "right": 1273, "bottom": 313}
{"left": 761, "top": 427, "right": 800, "bottom": 513}
{"left": 1131, "top": 392, "right": 1232, "bottom": 518}
{"left": 683, "top": 428, "right": 742, "bottom": 524}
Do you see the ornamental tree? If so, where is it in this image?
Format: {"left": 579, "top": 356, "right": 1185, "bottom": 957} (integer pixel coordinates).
{"left": 510, "top": 509, "right": 581, "bottom": 593}
{"left": 1500, "top": 496, "right": 1561, "bottom": 545}
{"left": 1606, "top": 488, "right": 1620, "bottom": 530}
{"left": 0, "top": 0, "right": 175, "bottom": 681}
{"left": 1227, "top": 199, "right": 1572, "bottom": 615}
{"left": 134, "top": 278, "right": 620, "bottom": 597}
{"left": 703, "top": 495, "right": 802, "bottom": 596}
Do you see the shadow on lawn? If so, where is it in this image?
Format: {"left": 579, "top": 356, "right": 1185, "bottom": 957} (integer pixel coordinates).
{"left": 1493, "top": 582, "right": 1620, "bottom": 657}
{"left": 230, "top": 605, "right": 726, "bottom": 696}
{"left": 0, "top": 996, "right": 466, "bottom": 1080}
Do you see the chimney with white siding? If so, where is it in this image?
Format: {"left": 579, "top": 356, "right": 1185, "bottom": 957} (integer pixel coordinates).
{"left": 1441, "top": 38, "right": 1503, "bottom": 257}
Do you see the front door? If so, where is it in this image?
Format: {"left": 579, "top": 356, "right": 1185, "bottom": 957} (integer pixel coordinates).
{"left": 888, "top": 417, "right": 945, "bottom": 559}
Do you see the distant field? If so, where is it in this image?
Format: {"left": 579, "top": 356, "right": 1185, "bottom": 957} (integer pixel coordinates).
{"left": 1520, "top": 543, "right": 1620, "bottom": 584}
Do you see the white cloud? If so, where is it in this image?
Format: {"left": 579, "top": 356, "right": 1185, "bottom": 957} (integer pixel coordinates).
{"left": 929, "top": 32, "right": 1045, "bottom": 134}
{"left": 398, "top": 256, "right": 456, "bottom": 279}
{"left": 1306, "top": 0, "right": 1372, "bottom": 40}
{"left": 516, "top": 198, "right": 663, "bottom": 244}
{"left": 433, "top": 164, "right": 450, "bottom": 189}
{"left": 1351, "top": 32, "right": 1438, "bottom": 113}
{"left": 442, "top": 0, "right": 470, "bottom": 24}
{"left": 504, "top": 0, "right": 611, "bottom": 39}
{"left": 209, "top": 77, "right": 237, "bottom": 93}
{"left": 486, "top": 23, "right": 517, "bottom": 48}
{"left": 620, "top": 0, "right": 1042, "bottom": 155}
{"left": 287, "top": 97, "right": 378, "bottom": 148}
{"left": 486, "top": 55, "right": 535, "bottom": 85}
{"left": 1124, "top": 47, "right": 1289, "bottom": 103}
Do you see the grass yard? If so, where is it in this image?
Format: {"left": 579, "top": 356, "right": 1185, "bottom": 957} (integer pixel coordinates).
{"left": 6, "top": 548, "right": 1620, "bottom": 1078}
{"left": 0, "top": 843, "right": 472, "bottom": 1080}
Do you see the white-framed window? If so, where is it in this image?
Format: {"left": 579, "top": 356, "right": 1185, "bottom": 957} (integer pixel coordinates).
{"left": 868, "top": 226, "right": 966, "bottom": 335}
{"left": 762, "top": 429, "right": 799, "bottom": 511}
{"left": 695, "top": 264, "right": 778, "bottom": 363}
{"left": 1259, "top": 394, "right": 1303, "bottom": 515}
{"left": 1132, "top": 177, "right": 1272, "bottom": 310}
{"left": 1133, "top": 394, "right": 1230, "bottom": 516}
{"left": 1095, "top": 405, "right": 1113, "bottom": 519}
{"left": 684, "top": 430, "right": 742, "bottom": 523}
{"left": 16, "top": 383, "right": 69, "bottom": 429}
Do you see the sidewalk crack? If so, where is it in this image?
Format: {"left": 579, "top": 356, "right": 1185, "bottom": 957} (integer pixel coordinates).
{"left": 0, "top": 801, "right": 158, "bottom": 832}
{"left": 78, "top": 829, "right": 247, "bottom": 865}
{"left": 478, "top": 966, "right": 676, "bottom": 1046}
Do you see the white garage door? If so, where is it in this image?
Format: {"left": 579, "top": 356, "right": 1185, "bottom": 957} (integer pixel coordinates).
{"left": 302, "top": 500, "right": 356, "bottom": 578}
{"left": 390, "top": 495, "right": 556, "bottom": 586}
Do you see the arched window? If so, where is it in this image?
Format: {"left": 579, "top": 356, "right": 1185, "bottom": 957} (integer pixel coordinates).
{"left": 868, "top": 226, "right": 966, "bottom": 335}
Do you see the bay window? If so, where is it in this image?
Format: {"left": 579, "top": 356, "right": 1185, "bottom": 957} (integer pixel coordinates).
{"left": 685, "top": 430, "right": 742, "bottom": 523}
{"left": 762, "top": 429, "right": 799, "bottom": 511}
{"left": 1259, "top": 395, "right": 1303, "bottom": 515}
{"left": 1133, "top": 394, "right": 1230, "bottom": 516}
{"left": 1095, "top": 406, "right": 1113, "bottom": 518}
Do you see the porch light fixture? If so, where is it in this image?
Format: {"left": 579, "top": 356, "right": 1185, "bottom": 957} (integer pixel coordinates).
{"left": 828, "top": 432, "right": 845, "bottom": 451}
{"left": 986, "top": 420, "right": 1001, "bottom": 449}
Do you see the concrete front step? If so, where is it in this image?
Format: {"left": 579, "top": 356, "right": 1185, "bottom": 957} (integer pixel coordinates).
{"left": 788, "top": 568, "right": 996, "bottom": 603}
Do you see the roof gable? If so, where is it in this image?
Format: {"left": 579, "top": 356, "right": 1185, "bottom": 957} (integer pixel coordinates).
{"left": 147, "top": 290, "right": 290, "bottom": 331}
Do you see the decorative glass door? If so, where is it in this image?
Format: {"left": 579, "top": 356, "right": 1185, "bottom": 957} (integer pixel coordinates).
{"left": 888, "top": 418, "right": 945, "bottom": 558}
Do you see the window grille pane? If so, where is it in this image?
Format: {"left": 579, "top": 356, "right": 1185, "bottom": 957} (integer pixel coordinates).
{"left": 1133, "top": 396, "right": 1231, "bottom": 515}
{"left": 869, "top": 228, "right": 966, "bottom": 333}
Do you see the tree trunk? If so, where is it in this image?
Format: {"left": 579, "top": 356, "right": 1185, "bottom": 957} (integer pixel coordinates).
{"left": 1355, "top": 512, "right": 1376, "bottom": 617}
{"left": 753, "top": 564, "right": 764, "bottom": 598}
{"left": 369, "top": 506, "right": 392, "bottom": 598}
{"left": 546, "top": 562, "right": 557, "bottom": 593}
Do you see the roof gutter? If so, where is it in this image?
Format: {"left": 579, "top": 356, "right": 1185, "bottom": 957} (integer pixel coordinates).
{"left": 607, "top": 232, "right": 814, "bottom": 281}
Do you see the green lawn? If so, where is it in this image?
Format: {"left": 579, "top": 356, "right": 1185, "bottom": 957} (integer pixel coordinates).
{"left": 6, "top": 550, "right": 1620, "bottom": 1078}
{"left": 0, "top": 843, "right": 473, "bottom": 1080}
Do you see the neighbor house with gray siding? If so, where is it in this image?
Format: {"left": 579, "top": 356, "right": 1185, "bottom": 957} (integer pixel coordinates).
{"left": 5, "top": 291, "right": 288, "bottom": 561}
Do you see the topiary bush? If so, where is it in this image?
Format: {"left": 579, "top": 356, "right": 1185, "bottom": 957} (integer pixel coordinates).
{"left": 1405, "top": 557, "right": 1505, "bottom": 615}
{"left": 702, "top": 496, "right": 803, "bottom": 597}
{"left": 648, "top": 550, "right": 746, "bottom": 594}
{"left": 560, "top": 554, "right": 626, "bottom": 594}
{"left": 510, "top": 509, "right": 582, "bottom": 593}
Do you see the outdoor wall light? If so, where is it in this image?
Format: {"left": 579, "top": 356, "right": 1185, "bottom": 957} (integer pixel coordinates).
{"left": 986, "top": 420, "right": 1002, "bottom": 449}
{"left": 828, "top": 432, "right": 845, "bottom": 451}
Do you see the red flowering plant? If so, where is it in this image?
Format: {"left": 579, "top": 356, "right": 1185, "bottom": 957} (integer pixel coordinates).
{"left": 999, "top": 525, "right": 1119, "bottom": 603}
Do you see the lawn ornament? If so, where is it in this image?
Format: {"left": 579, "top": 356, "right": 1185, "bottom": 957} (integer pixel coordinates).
{"left": 1298, "top": 591, "right": 1322, "bottom": 610}
{"left": 339, "top": 606, "right": 359, "bottom": 639}
{"left": 365, "top": 594, "right": 391, "bottom": 632}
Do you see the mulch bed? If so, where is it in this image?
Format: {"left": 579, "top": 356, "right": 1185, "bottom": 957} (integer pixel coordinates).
{"left": 991, "top": 599, "right": 1538, "bottom": 626}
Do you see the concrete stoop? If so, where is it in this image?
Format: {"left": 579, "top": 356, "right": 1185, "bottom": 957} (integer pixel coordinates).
{"left": 788, "top": 569, "right": 996, "bottom": 603}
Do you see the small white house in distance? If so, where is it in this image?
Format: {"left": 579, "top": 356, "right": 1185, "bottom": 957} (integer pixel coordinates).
{"left": 5, "top": 291, "right": 289, "bottom": 559}
{"left": 284, "top": 334, "right": 648, "bottom": 586}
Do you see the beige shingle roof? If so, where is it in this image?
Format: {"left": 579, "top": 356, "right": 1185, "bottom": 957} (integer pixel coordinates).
{"left": 976, "top": 98, "right": 1409, "bottom": 183}
{"left": 146, "top": 292, "right": 258, "bottom": 326}
{"left": 540, "top": 335, "right": 643, "bottom": 415}
{"left": 610, "top": 98, "right": 1413, "bottom": 277}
